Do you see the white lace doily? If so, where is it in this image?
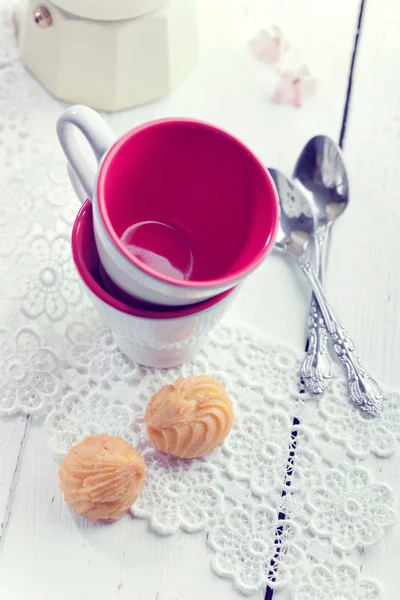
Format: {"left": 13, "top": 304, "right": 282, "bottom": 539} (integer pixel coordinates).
{"left": 44, "top": 322, "right": 398, "bottom": 596}
{"left": 0, "top": 4, "right": 398, "bottom": 597}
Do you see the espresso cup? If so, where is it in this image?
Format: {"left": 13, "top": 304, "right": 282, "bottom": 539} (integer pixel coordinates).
{"left": 58, "top": 105, "right": 279, "bottom": 306}
{"left": 72, "top": 200, "right": 238, "bottom": 368}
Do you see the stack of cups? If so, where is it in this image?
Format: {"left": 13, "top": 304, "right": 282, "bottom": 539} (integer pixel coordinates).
{"left": 57, "top": 107, "right": 279, "bottom": 368}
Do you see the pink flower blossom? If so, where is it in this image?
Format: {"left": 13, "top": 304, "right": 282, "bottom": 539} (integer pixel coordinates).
{"left": 248, "top": 26, "right": 288, "bottom": 67}
{"left": 273, "top": 66, "right": 317, "bottom": 108}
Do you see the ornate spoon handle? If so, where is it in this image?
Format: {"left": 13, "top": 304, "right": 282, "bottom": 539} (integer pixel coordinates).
{"left": 299, "top": 259, "right": 383, "bottom": 416}
{"left": 301, "top": 225, "right": 332, "bottom": 393}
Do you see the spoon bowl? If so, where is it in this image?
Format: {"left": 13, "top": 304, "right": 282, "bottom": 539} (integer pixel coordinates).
{"left": 293, "top": 135, "right": 349, "bottom": 225}
{"left": 268, "top": 168, "right": 315, "bottom": 257}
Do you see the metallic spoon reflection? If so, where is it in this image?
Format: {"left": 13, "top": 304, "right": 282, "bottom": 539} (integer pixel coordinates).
{"left": 270, "top": 167, "right": 382, "bottom": 417}
{"left": 293, "top": 136, "right": 349, "bottom": 394}
{"left": 293, "top": 135, "right": 349, "bottom": 224}
{"left": 268, "top": 168, "right": 315, "bottom": 258}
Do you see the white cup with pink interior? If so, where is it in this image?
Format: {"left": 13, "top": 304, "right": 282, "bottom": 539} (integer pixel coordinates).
{"left": 72, "top": 199, "right": 238, "bottom": 368}
{"left": 58, "top": 105, "right": 279, "bottom": 307}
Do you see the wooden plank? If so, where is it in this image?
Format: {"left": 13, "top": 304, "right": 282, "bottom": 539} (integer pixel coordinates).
{"left": 0, "top": 0, "right": 361, "bottom": 598}
{"left": 323, "top": 0, "right": 400, "bottom": 597}
{"left": 0, "top": 417, "right": 30, "bottom": 550}
{"left": 0, "top": 423, "right": 264, "bottom": 600}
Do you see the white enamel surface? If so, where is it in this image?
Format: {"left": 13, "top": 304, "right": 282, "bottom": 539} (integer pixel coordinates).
{"left": 50, "top": 0, "right": 167, "bottom": 21}
{"left": 93, "top": 203, "right": 237, "bottom": 306}
{"left": 3, "top": 1, "right": 400, "bottom": 600}
{"left": 19, "top": 0, "right": 198, "bottom": 111}
{"left": 67, "top": 163, "right": 88, "bottom": 205}
{"left": 83, "top": 281, "right": 236, "bottom": 368}
{"left": 57, "top": 105, "right": 116, "bottom": 199}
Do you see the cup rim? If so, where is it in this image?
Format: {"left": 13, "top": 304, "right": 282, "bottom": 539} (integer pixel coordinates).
{"left": 97, "top": 117, "right": 279, "bottom": 290}
{"left": 72, "top": 200, "right": 237, "bottom": 319}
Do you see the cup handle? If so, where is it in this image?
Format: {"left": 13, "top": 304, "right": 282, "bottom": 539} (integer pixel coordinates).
{"left": 56, "top": 105, "right": 116, "bottom": 200}
{"left": 67, "top": 163, "right": 87, "bottom": 205}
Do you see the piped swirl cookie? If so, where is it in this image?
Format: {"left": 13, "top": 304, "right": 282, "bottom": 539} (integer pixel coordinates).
{"left": 59, "top": 434, "right": 146, "bottom": 522}
{"left": 145, "top": 375, "right": 234, "bottom": 458}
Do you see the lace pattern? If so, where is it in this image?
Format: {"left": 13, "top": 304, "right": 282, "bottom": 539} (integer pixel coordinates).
{"left": 43, "top": 323, "right": 397, "bottom": 595}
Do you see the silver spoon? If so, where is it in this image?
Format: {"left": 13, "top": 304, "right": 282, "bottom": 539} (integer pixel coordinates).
{"left": 293, "top": 136, "right": 349, "bottom": 394}
{"left": 269, "top": 168, "right": 382, "bottom": 417}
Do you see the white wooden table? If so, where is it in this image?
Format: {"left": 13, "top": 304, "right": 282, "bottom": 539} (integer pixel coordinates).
{"left": 1, "top": 0, "right": 400, "bottom": 598}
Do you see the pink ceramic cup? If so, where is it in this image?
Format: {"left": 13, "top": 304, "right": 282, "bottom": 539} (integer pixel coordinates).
{"left": 72, "top": 200, "right": 238, "bottom": 368}
{"left": 58, "top": 105, "right": 279, "bottom": 307}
